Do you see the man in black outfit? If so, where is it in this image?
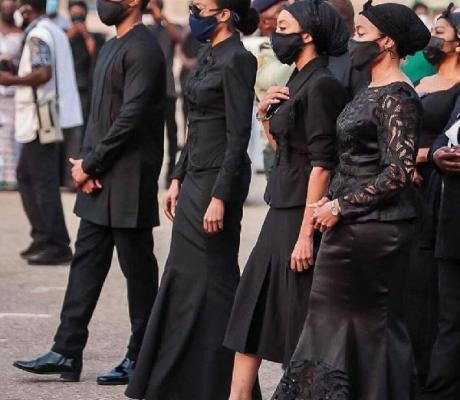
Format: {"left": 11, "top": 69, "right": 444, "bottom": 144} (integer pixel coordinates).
{"left": 13, "top": 0, "right": 166, "bottom": 386}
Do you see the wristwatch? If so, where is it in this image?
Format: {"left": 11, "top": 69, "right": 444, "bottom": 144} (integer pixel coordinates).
{"left": 330, "top": 199, "right": 340, "bottom": 216}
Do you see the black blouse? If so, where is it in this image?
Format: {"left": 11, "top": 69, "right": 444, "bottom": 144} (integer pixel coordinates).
{"left": 265, "top": 57, "right": 347, "bottom": 209}
{"left": 172, "top": 34, "right": 257, "bottom": 202}
{"left": 418, "top": 83, "right": 460, "bottom": 148}
{"left": 330, "top": 82, "right": 423, "bottom": 221}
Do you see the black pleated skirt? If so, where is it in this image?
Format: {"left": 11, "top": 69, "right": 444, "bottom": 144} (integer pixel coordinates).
{"left": 224, "top": 206, "right": 314, "bottom": 365}
{"left": 272, "top": 220, "right": 416, "bottom": 400}
{"left": 125, "top": 168, "right": 257, "bottom": 400}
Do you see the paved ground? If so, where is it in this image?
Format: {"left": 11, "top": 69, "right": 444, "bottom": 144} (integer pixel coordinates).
{"left": 0, "top": 174, "right": 284, "bottom": 400}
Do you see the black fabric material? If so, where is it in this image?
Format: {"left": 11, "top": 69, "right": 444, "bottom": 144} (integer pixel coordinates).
{"left": 274, "top": 221, "right": 416, "bottom": 400}
{"left": 165, "top": 96, "right": 178, "bottom": 180}
{"left": 360, "top": 0, "right": 430, "bottom": 58}
{"left": 52, "top": 219, "right": 158, "bottom": 360}
{"left": 431, "top": 96, "right": 460, "bottom": 261}
{"left": 330, "top": 82, "right": 423, "bottom": 222}
{"left": 126, "top": 168, "right": 254, "bottom": 400}
{"left": 286, "top": 0, "right": 349, "bottom": 56}
{"left": 16, "top": 139, "right": 71, "bottom": 253}
{"left": 60, "top": 126, "right": 83, "bottom": 189}
{"left": 403, "top": 85, "right": 460, "bottom": 380}
{"left": 264, "top": 56, "right": 347, "bottom": 208}
{"left": 252, "top": 0, "right": 283, "bottom": 13}
{"left": 77, "top": 25, "right": 165, "bottom": 229}
{"left": 224, "top": 207, "right": 317, "bottom": 365}
{"left": 171, "top": 34, "right": 257, "bottom": 203}
{"left": 327, "top": 51, "right": 370, "bottom": 100}
{"left": 126, "top": 33, "right": 257, "bottom": 400}
{"left": 420, "top": 259, "right": 460, "bottom": 399}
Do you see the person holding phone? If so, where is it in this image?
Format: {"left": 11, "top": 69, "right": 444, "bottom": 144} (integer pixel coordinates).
{"left": 223, "top": 2, "right": 348, "bottom": 399}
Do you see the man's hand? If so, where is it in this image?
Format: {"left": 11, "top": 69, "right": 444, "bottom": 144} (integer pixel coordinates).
{"left": 69, "top": 158, "right": 89, "bottom": 186}
{"left": 203, "top": 197, "right": 225, "bottom": 235}
{"left": 0, "top": 71, "right": 15, "bottom": 86}
{"left": 81, "top": 179, "right": 103, "bottom": 194}
{"left": 433, "top": 146, "right": 460, "bottom": 173}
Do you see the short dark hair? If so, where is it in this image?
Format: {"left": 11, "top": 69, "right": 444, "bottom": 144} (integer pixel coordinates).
{"left": 22, "top": 0, "right": 46, "bottom": 13}
{"left": 68, "top": 0, "right": 88, "bottom": 12}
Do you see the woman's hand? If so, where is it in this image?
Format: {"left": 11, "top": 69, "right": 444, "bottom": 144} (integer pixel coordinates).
{"left": 290, "top": 235, "right": 314, "bottom": 272}
{"left": 412, "top": 168, "right": 423, "bottom": 187}
{"left": 310, "top": 200, "right": 340, "bottom": 232}
{"left": 257, "top": 86, "right": 289, "bottom": 118}
{"left": 163, "top": 179, "right": 181, "bottom": 221}
{"left": 203, "top": 197, "right": 225, "bottom": 235}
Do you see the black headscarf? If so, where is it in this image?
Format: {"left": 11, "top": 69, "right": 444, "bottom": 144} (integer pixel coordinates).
{"left": 360, "top": 0, "right": 430, "bottom": 58}
{"left": 439, "top": 3, "right": 460, "bottom": 40}
{"left": 286, "top": 0, "right": 349, "bottom": 57}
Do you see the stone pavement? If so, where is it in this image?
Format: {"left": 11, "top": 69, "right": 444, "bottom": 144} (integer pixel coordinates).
{"left": 0, "top": 174, "right": 284, "bottom": 400}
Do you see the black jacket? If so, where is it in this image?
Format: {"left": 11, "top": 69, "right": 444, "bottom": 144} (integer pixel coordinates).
{"left": 265, "top": 56, "right": 347, "bottom": 208}
{"left": 430, "top": 96, "right": 460, "bottom": 260}
{"left": 75, "top": 25, "right": 166, "bottom": 229}
{"left": 172, "top": 34, "right": 257, "bottom": 203}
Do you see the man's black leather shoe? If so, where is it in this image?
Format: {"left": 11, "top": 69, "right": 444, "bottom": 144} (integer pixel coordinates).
{"left": 20, "top": 243, "right": 43, "bottom": 260}
{"left": 13, "top": 351, "right": 82, "bottom": 382}
{"left": 27, "top": 250, "right": 73, "bottom": 266}
{"left": 97, "top": 358, "right": 135, "bottom": 385}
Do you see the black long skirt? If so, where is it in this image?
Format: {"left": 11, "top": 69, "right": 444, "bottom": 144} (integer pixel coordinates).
{"left": 272, "top": 220, "right": 416, "bottom": 400}
{"left": 224, "top": 206, "right": 314, "bottom": 365}
{"left": 125, "top": 168, "right": 257, "bottom": 400}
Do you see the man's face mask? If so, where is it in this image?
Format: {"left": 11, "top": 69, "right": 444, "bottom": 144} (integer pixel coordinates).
{"left": 96, "top": 0, "right": 129, "bottom": 27}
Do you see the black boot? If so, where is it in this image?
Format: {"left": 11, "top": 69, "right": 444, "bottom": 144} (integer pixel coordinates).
{"left": 97, "top": 358, "right": 135, "bottom": 385}
{"left": 13, "top": 351, "right": 82, "bottom": 382}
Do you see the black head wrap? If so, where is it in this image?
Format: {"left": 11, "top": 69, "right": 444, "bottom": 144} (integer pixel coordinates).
{"left": 285, "top": 0, "right": 349, "bottom": 56}
{"left": 439, "top": 3, "right": 460, "bottom": 40}
{"left": 360, "top": 0, "right": 430, "bottom": 58}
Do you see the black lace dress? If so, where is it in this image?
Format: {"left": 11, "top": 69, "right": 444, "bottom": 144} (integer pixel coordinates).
{"left": 272, "top": 82, "right": 423, "bottom": 400}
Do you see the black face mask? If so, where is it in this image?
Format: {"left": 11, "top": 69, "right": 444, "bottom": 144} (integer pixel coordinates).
{"left": 1, "top": 12, "right": 15, "bottom": 25}
{"left": 423, "top": 36, "right": 449, "bottom": 65}
{"left": 71, "top": 14, "right": 86, "bottom": 24}
{"left": 348, "top": 38, "right": 383, "bottom": 70}
{"left": 271, "top": 32, "right": 305, "bottom": 65}
{"left": 96, "top": 0, "right": 128, "bottom": 26}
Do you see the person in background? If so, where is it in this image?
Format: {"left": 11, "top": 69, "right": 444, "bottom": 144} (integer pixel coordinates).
{"left": 419, "top": 96, "right": 460, "bottom": 399}
{"left": 67, "top": 0, "right": 105, "bottom": 130}
{"left": 401, "top": 1, "right": 436, "bottom": 83}
{"left": 60, "top": 0, "right": 104, "bottom": 191}
{"left": 404, "top": 2, "right": 460, "bottom": 390}
{"left": 13, "top": 0, "right": 166, "bottom": 385}
{"left": 0, "top": 0, "right": 82, "bottom": 265}
{"left": 0, "top": 0, "right": 22, "bottom": 191}
{"left": 272, "top": 1, "right": 429, "bottom": 398}
{"left": 149, "top": 0, "right": 182, "bottom": 187}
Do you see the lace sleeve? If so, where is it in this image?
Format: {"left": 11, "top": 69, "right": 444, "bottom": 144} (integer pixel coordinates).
{"left": 338, "top": 87, "right": 421, "bottom": 218}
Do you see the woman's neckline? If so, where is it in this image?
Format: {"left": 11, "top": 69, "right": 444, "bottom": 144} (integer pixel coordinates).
{"left": 416, "top": 81, "right": 460, "bottom": 96}
{"left": 367, "top": 81, "right": 413, "bottom": 90}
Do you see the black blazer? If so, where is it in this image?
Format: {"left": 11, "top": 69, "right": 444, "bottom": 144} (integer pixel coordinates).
{"left": 430, "top": 96, "right": 460, "bottom": 260}
{"left": 172, "top": 34, "right": 257, "bottom": 202}
{"left": 75, "top": 25, "right": 166, "bottom": 229}
{"left": 265, "top": 57, "right": 347, "bottom": 208}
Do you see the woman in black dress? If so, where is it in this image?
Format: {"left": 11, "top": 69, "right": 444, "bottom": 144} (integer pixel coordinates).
{"left": 223, "top": 2, "right": 348, "bottom": 399}
{"left": 271, "top": 2, "right": 430, "bottom": 399}
{"left": 403, "top": 4, "right": 460, "bottom": 385}
{"left": 125, "top": 1, "right": 258, "bottom": 399}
